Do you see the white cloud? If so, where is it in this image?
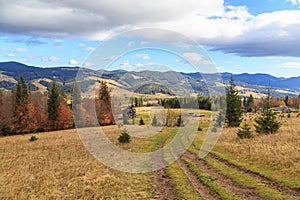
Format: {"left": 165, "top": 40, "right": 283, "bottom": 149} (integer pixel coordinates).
{"left": 83, "top": 61, "right": 95, "bottom": 67}
{"left": 85, "top": 46, "right": 95, "bottom": 51}
{"left": 127, "top": 41, "right": 134, "bottom": 47}
{"left": 286, "top": 0, "right": 300, "bottom": 5}
{"left": 2, "top": 1, "right": 300, "bottom": 56}
{"left": 78, "top": 43, "right": 85, "bottom": 47}
{"left": 6, "top": 53, "right": 15, "bottom": 57}
{"left": 279, "top": 62, "right": 300, "bottom": 69}
{"left": 183, "top": 52, "right": 213, "bottom": 65}
{"left": 20, "top": 58, "right": 28, "bottom": 62}
{"left": 133, "top": 54, "right": 150, "bottom": 59}
{"left": 69, "top": 59, "right": 79, "bottom": 65}
{"left": 119, "top": 60, "right": 144, "bottom": 69}
{"left": 42, "top": 56, "right": 59, "bottom": 62}
{"left": 14, "top": 48, "right": 28, "bottom": 52}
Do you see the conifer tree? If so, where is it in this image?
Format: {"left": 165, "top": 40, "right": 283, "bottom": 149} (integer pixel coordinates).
{"left": 47, "top": 80, "right": 60, "bottom": 121}
{"left": 99, "top": 80, "right": 110, "bottom": 101}
{"left": 225, "top": 77, "right": 242, "bottom": 127}
{"left": 255, "top": 85, "right": 280, "bottom": 134}
{"left": 13, "top": 76, "right": 30, "bottom": 134}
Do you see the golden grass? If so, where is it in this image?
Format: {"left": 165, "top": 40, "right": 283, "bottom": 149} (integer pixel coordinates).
{"left": 0, "top": 128, "right": 158, "bottom": 199}
{"left": 194, "top": 112, "right": 300, "bottom": 189}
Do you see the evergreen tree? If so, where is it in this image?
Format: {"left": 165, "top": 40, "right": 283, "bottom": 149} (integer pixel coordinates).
{"left": 151, "top": 114, "right": 158, "bottom": 126}
{"left": 139, "top": 117, "right": 145, "bottom": 125}
{"left": 237, "top": 123, "right": 253, "bottom": 139}
{"left": 225, "top": 77, "right": 242, "bottom": 127}
{"left": 247, "top": 94, "right": 254, "bottom": 108}
{"left": 13, "top": 76, "right": 30, "bottom": 133}
{"left": 72, "top": 80, "right": 81, "bottom": 106}
{"left": 176, "top": 114, "right": 184, "bottom": 127}
{"left": 255, "top": 85, "right": 280, "bottom": 134}
{"left": 99, "top": 80, "right": 110, "bottom": 101}
{"left": 47, "top": 80, "right": 60, "bottom": 121}
{"left": 284, "top": 96, "right": 289, "bottom": 106}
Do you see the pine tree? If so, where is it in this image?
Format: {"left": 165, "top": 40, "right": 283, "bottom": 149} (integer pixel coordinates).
{"left": 47, "top": 80, "right": 60, "bottom": 121}
{"left": 255, "top": 84, "right": 280, "bottom": 134}
{"left": 176, "top": 114, "right": 184, "bottom": 127}
{"left": 13, "top": 76, "right": 30, "bottom": 134}
{"left": 99, "top": 80, "right": 110, "bottom": 101}
{"left": 237, "top": 123, "right": 253, "bottom": 139}
{"left": 225, "top": 77, "right": 242, "bottom": 127}
{"left": 139, "top": 117, "right": 145, "bottom": 125}
{"left": 247, "top": 94, "right": 254, "bottom": 108}
{"left": 72, "top": 80, "right": 81, "bottom": 106}
{"left": 151, "top": 114, "right": 158, "bottom": 126}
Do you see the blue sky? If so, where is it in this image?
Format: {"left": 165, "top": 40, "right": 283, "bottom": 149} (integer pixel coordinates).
{"left": 1, "top": 0, "right": 300, "bottom": 77}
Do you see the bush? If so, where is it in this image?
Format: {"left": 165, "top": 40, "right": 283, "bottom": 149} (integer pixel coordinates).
{"left": 118, "top": 129, "right": 131, "bottom": 143}
{"left": 176, "top": 115, "right": 184, "bottom": 127}
{"left": 198, "top": 125, "right": 202, "bottom": 131}
{"left": 151, "top": 115, "right": 158, "bottom": 126}
{"left": 29, "top": 135, "right": 38, "bottom": 142}
{"left": 1, "top": 124, "right": 13, "bottom": 136}
{"left": 297, "top": 113, "right": 300, "bottom": 118}
{"left": 287, "top": 113, "right": 291, "bottom": 118}
{"left": 237, "top": 123, "right": 253, "bottom": 139}
{"left": 139, "top": 117, "right": 145, "bottom": 125}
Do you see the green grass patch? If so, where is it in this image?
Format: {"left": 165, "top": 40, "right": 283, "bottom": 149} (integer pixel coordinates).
{"left": 166, "top": 162, "right": 203, "bottom": 200}
{"left": 203, "top": 155, "right": 294, "bottom": 200}
{"left": 183, "top": 158, "right": 242, "bottom": 200}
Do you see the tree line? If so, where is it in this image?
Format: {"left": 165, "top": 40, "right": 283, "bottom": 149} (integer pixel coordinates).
{"left": 0, "top": 77, "right": 114, "bottom": 136}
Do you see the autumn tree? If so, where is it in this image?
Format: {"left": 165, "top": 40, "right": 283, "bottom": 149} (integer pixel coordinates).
{"left": 225, "top": 77, "right": 242, "bottom": 127}
{"left": 13, "top": 76, "right": 30, "bottom": 134}
{"left": 56, "top": 101, "right": 73, "bottom": 130}
{"left": 95, "top": 80, "right": 114, "bottom": 125}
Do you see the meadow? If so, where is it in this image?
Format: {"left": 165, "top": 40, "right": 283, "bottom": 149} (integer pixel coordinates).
{"left": 0, "top": 109, "right": 299, "bottom": 199}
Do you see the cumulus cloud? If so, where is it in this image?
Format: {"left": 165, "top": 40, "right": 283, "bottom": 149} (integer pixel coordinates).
{"left": 69, "top": 59, "right": 79, "bottom": 65}
{"left": 133, "top": 54, "right": 150, "bottom": 59}
{"left": 6, "top": 53, "right": 15, "bottom": 57}
{"left": 14, "top": 48, "right": 28, "bottom": 52}
{"left": 279, "top": 62, "right": 300, "bottom": 69}
{"left": 286, "top": 0, "right": 300, "bottom": 5}
{"left": 85, "top": 46, "right": 95, "bottom": 51}
{"left": 119, "top": 60, "right": 143, "bottom": 69}
{"left": 183, "top": 52, "right": 213, "bottom": 65}
{"left": 42, "top": 56, "right": 59, "bottom": 62}
{"left": 1, "top": 1, "right": 300, "bottom": 56}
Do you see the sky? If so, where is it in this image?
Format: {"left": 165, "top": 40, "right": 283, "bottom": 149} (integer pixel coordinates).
{"left": 1, "top": 0, "right": 300, "bottom": 77}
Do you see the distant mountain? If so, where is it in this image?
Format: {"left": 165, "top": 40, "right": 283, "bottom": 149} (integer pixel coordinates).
{"left": 0, "top": 61, "right": 299, "bottom": 97}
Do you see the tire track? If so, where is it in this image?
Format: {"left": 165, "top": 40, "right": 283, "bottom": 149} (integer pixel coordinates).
{"left": 183, "top": 151, "right": 261, "bottom": 200}
{"left": 204, "top": 150, "right": 300, "bottom": 198}
{"left": 153, "top": 138, "right": 178, "bottom": 200}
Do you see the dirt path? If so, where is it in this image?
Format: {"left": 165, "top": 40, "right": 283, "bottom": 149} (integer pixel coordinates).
{"left": 206, "top": 151, "right": 300, "bottom": 198}
{"left": 183, "top": 151, "right": 262, "bottom": 200}
{"left": 153, "top": 138, "right": 178, "bottom": 200}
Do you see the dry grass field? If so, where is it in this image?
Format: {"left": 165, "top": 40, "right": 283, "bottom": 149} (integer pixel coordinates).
{"left": 1, "top": 110, "right": 300, "bottom": 199}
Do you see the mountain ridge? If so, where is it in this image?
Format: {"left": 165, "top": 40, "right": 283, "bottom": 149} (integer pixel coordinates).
{"left": 0, "top": 61, "right": 299, "bottom": 97}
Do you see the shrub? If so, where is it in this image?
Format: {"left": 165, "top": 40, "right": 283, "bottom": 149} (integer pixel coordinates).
{"left": 118, "top": 129, "right": 131, "bottom": 143}
{"left": 29, "top": 135, "right": 38, "bottom": 142}
{"left": 151, "top": 115, "right": 158, "bottom": 126}
{"left": 287, "top": 113, "right": 291, "bottom": 118}
{"left": 297, "top": 113, "right": 300, "bottom": 118}
{"left": 139, "top": 117, "right": 145, "bottom": 125}
{"left": 1, "top": 124, "right": 13, "bottom": 136}
{"left": 198, "top": 125, "right": 202, "bottom": 131}
{"left": 176, "top": 115, "right": 184, "bottom": 127}
{"left": 237, "top": 123, "right": 253, "bottom": 139}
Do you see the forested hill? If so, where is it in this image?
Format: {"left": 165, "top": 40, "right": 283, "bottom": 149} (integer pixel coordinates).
{"left": 0, "top": 61, "right": 299, "bottom": 97}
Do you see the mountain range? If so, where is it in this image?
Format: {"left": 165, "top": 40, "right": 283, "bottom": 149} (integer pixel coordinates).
{"left": 0, "top": 61, "right": 299, "bottom": 97}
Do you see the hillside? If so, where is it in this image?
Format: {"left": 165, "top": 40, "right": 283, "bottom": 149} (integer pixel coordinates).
{"left": 0, "top": 61, "right": 299, "bottom": 97}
